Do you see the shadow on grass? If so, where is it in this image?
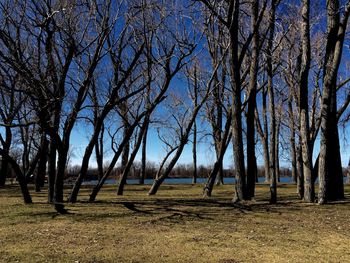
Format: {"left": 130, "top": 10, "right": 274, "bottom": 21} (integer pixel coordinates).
{"left": 14, "top": 194, "right": 350, "bottom": 225}
{"left": 72, "top": 198, "right": 306, "bottom": 222}
{"left": 4, "top": 184, "right": 350, "bottom": 225}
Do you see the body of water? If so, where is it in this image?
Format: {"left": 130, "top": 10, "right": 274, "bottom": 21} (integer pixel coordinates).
{"left": 82, "top": 176, "right": 298, "bottom": 185}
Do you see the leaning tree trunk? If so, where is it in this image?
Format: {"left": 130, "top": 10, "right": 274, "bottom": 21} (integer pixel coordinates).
{"left": 120, "top": 104, "right": 130, "bottom": 180}
{"left": 262, "top": 90, "right": 270, "bottom": 183}
{"left": 89, "top": 111, "right": 155, "bottom": 202}
{"left": 268, "top": 80, "right": 277, "bottom": 204}
{"left": 140, "top": 119, "right": 149, "bottom": 185}
{"left": 192, "top": 71, "right": 199, "bottom": 185}
{"left": 95, "top": 127, "right": 104, "bottom": 181}
{"left": 149, "top": 89, "right": 210, "bottom": 195}
{"left": 149, "top": 133, "right": 194, "bottom": 195}
{"left": 288, "top": 99, "right": 297, "bottom": 184}
{"left": 0, "top": 149, "right": 32, "bottom": 203}
{"left": 117, "top": 116, "right": 149, "bottom": 195}
{"left": 203, "top": 112, "right": 232, "bottom": 197}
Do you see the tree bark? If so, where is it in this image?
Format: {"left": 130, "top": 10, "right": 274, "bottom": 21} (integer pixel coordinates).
{"left": 0, "top": 148, "right": 32, "bottom": 203}
{"left": 299, "top": 0, "right": 314, "bottom": 203}
{"left": 95, "top": 126, "right": 104, "bottom": 181}
{"left": 318, "top": 0, "right": 350, "bottom": 204}
{"left": 47, "top": 139, "right": 57, "bottom": 203}
{"left": 230, "top": 0, "right": 247, "bottom": 202}
{"left": 246, "top": 0, "right": 260, "bottom": 200}
{"left": 117, "top": 116, "right": 149, "bottom": 195}
{"left": 203, "top": 112, "right": 232, "bottom": 197}
{"left": 275, "top": 119, "right": 280, "bottom": 183}
{"left": 267, "top": 0, "right": 277, "bottom": 204}
{"left": 0, "top": 127, "right": 11, "bottom": 186}
{"left": 262, "top": 89, "right": 270, "bottom": 182}
{"left": 288, "top": 100, "right": 297, "bottom": 184}
{"left": 296, "top": 143, "right": 304, "bottom": 199}
{"left": 256, "top": 89, "right": 270, "bottom": 183}
{"left": 36, "top": 135, "right": 48, "bottom": 192}
{"left": 192, "top": 120, "right": 198, "bottom": 184}
{"left": 140, "top": 119, "right": 149, "bottom": 185}
{"left": 54, "top": 148, "right": 68, "bottom": 203}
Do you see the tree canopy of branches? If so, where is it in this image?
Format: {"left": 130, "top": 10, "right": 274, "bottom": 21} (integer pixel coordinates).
{"left": 1, "top": 0, "right": 350, "bottom": 210}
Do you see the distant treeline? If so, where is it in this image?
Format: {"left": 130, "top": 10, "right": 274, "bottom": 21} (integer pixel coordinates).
{"left": 66, "top": 162, "right": 294, "bottom": 181}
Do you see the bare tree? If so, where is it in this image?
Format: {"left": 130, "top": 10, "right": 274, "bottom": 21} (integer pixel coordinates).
{"left": 148, "top": 62, "right": 213, "bottom": 195}
{"left": 267, "top": 0, "right": 278, "bottom": 204}
{"left": 318, "top": 0, "right": 350, "bottom": 204}
{"left": 299, "top": 0, "right": 314, "bottom": 203}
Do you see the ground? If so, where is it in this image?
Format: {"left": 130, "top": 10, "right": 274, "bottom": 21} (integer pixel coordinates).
{"left": 0, "top": 183, "right": 350, "bottom": 263}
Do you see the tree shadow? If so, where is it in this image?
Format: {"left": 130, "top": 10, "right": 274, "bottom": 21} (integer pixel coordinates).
{"left": 9, "top": 190, "right": 350, "bottom": 224}
{"left": 77, "top": 197, "right": 312, "bottom": 223}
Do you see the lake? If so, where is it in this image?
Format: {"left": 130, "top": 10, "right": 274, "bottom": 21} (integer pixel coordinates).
{"left": 82, "top": 176, "right": 299, "bottom": 185}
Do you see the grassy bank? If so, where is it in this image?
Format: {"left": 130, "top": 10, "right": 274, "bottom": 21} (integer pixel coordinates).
{"left": 1, "top": 183, "right": 350, "bottom": 262}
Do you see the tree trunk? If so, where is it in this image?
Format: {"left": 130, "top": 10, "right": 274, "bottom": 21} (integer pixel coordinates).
{"left": 120, "top": 106, "right": 130, "bottom": 180}
{"left": 324, "top": 116, "right": 344, "bottom": 200}
{"left": 288, "top": 100, "right": 297, "bottom": 184}
{"left": 0, "top": 127, "right": 11, "bottom": 186}
{"left": 192, "top": 120, "right": 197, "bottom": 184}
{"left": 54, "top": 148, "right": 68, "bottom": 203}
{"left": 47, "top": 139, "right": 56, "bottom": 203}
{"left": 0, "top": 157, "right": 9, "bottom": 186}
{"left": 203, "top": 113, "right": 232, "bottom": 197}
{"left": 268, "top": 0, "right": 277, "bottom": 204}
{"left": 0, "top": 148, "right": 32, "bottom": 203}
{"left": 232, "top": 94, "right": 246, "bottom": 202}
{"left": 95, "top": 126, "right": 104, "bottom": 181}
{"left": 89, "top": 122, "right": 141, "bottom": 201}
{"left": 275, "top": 120, "right": 280, "bottom": 183}
{"left": 148, "top": 135, "right": 195, "bottom": 195}
{"left": 246, "top": 0, "right": 259, "bottom": 200}
{"left": 35, "top": 135, "right": 48, "bottom": 192}
{"left": 117, "top": 117, "right": 149, "bottom": 195}
{"left": 325, "top": 76, "right": 344, "bottom": 200}
{"left": 140, "top": 120, "right": 149, "bottom": 185}
{"left": 318, "top": 0, "right": 350, "bottom": 204}
{"left": 230, "top": 1, "right": 247, "bottom": 203}
{"left": 299, "top": 0, "right": 314, "bottom": 203}
{"left": 262, "top": 90, "right": 270, "bottom": 183}
{"left": 148, "top": 91, "right": 209, "bottom": 195}
{"left": 148, "top": 177, "right": 165, "bottom": 196}
{"left": 296, "top": 144, "right": 304, "bottom": 199}
{"left": 268, "top": 84, "right": 277, "bottom": 204}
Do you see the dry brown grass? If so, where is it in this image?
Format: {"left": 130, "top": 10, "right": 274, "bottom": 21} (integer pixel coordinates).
{"left": 1, "top": 183, "right": 350, "bottom": 263}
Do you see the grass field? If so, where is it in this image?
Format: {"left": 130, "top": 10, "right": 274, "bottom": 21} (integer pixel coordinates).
{"left": 1, "top": 183, "right": 350, "bottom": 263}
